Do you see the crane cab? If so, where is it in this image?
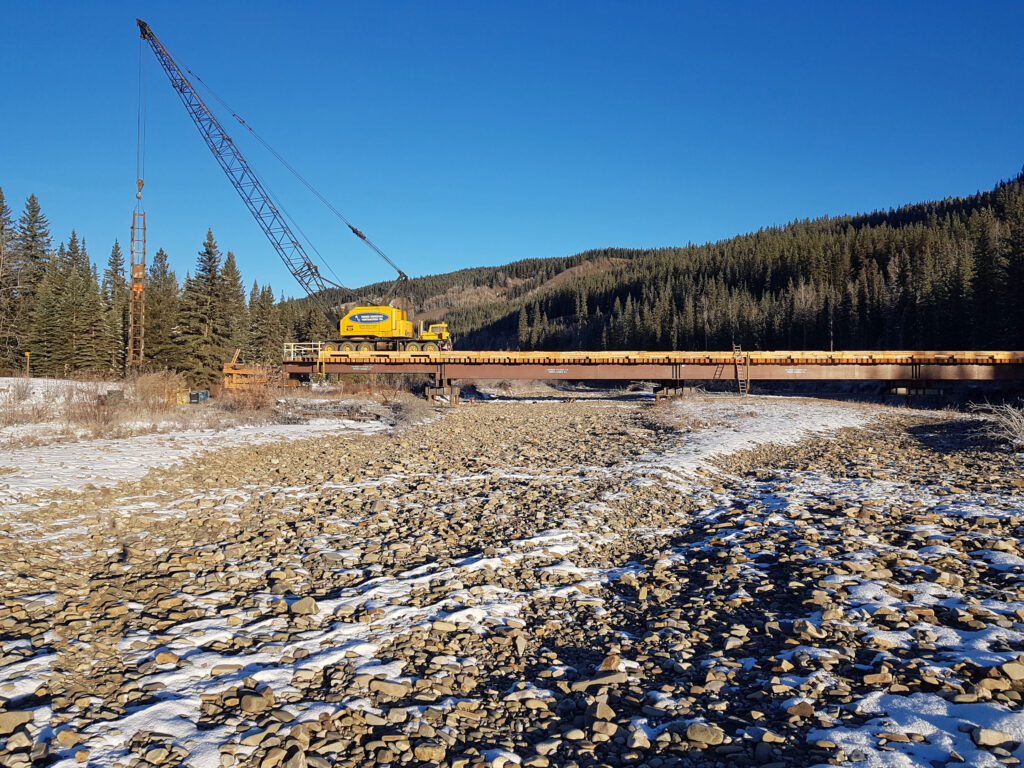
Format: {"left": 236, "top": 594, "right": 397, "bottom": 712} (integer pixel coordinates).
{"left": 339, "top": 306, "right": 412, "bottom": 341}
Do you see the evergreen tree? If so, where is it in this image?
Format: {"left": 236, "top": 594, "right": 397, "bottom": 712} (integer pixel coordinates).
{"left": 175, "top": 230, "right": 230, "bottom": 388}
{"left": 0, "top": 187, "right": 17, "bottom": 368}
{"left": 61, "top": 234, "right": 105, "bottom": 372}
{"left": 11, "top": 194, "right": 51, "bottom": 293}
{"left": 10, "top": 194, "right": 52, "bottom": 361}
{"left": 144, "top": 248, "right": 181, "bottom": 370}
{"left": 248, "top": 283, "right": 284, "bottom": 363}
{"left": 999, "top": 187, "right": 1024, "bottom": 346}
{"left": 517, "top": 307, "right": 529, "bottom": 349}
{"left": 221, "top": 251, "right": 249, "bottom": 357}
{"left": 27, "top": 243, "right": 66, "bottom": 376}
{"left": 29, "top": 233, "right": 104, "bottom": 375}
{"left": 971, "top": 209, "right": 1006, "bottom": 346}
{"left": 300, "top": 303, "right": 333, "bottom": 342}
{"left": 277, "top": 295, "right": 301, "bottom": 346}
{"left": 101, "top": 240, "right": 128, "bottom": 374}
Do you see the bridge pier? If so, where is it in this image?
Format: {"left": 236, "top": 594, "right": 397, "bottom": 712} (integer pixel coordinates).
{"left": 882, "top": 381, "right": 945, "bottom": 404}
{"left": 426, "top": 378, "right": 460, "bottom": 406}
{"left": 654, "top": 381, "right": 695, "bottom": 400}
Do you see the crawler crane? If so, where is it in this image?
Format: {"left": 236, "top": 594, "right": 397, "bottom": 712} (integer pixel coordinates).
{"left": 136, "top": 19, "right": 452, "bottom": 351}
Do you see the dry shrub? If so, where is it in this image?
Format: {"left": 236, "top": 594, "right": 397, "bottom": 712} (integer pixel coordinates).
{"left": 389, "top": 393, "right": 436, "bottom": 429}
{"left": 129, "top": 371, "right": 188, "bottom": 409}
{"left": 975, "top": 403, "right": 1024, "bottom": 450}
{"left": 217, "top": 369, "right": 284, "bottom": 414}
{"left": 219, "top": 386, "right": 276, "bottom": 413}
{"left": 0, "top": 383, "right": 51, "bottom": 427}
{"left": 10, "top": 378, "right": 32, "bottom": 403}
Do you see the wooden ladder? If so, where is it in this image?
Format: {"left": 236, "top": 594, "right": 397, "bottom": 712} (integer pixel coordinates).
{"left": 733, "top": 343, "right": 749, "bottom": 396}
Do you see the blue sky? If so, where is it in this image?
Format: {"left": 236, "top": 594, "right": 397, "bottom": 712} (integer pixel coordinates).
{"left": 2, "top": 1, "right": 1022, "bottom": 298}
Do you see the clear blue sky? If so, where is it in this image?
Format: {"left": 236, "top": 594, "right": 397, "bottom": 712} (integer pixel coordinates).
{"left": 2, "top": 1, "right": 1022, "bottom": 298}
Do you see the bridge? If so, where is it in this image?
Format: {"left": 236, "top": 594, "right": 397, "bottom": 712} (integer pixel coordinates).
{"left": 221, "top": 345, "right": 1024, "bottom": 400}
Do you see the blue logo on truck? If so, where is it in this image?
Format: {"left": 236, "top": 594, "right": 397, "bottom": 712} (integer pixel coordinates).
{"left": 350, "top": 312, "right": 389, "bottom": 324}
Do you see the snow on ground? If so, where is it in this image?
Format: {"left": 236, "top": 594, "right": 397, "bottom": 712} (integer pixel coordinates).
{"left": 0, "top": 418, "right": 386, "bottom": 503}
{"left": 0, "top": 376, "right": 110, "bottom": 407}
{"left": 5, "top": 395, "right": 1020, "bottom": 767}
{"left": 644, "top": 396, "right": 879, "bottom": 479}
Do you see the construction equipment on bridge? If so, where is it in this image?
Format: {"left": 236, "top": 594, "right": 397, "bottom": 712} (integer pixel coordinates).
{"left": 325, "top": 306, "right": 452, "bottom": 352}
{"left": 136, "top": 20, "right": 447, "bottom": 354}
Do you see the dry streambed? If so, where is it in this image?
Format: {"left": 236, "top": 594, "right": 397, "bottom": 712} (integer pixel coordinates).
{"left": 0, "top": 396, "right": 1022, "bottom": 768}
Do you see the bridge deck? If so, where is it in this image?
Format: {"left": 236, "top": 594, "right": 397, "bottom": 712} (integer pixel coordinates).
{"left": 274, "top": 350, "right": 1024, "bottom": 382}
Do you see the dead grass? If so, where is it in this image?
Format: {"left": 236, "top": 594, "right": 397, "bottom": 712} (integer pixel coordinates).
{"left": 973, "top": 402, "right": 1024, "bottom": 450}
{"left": 386, "top": 392, "right": 438, "bottom": 429}
{"left": 0, "top": 372, "right": 271, "bottom": 448}
{"left": 647, "top": 403, "right": 729, "bottom": 433}
{"left": 0, "top": 370, "right": 440, "bottom": 449}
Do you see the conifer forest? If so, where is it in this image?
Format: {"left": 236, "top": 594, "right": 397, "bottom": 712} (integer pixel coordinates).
{"left": 1, "top": 172, "right": 1021, "bottom": 386}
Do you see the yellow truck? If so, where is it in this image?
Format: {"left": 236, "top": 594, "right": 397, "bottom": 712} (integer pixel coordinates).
{"left": 324, "top": 305, "right": 452, "bottom": 352}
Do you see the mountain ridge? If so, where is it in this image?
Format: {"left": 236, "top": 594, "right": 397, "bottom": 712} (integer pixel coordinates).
{"left": 299, "top": 169, "right": 1024, "bottom": 351}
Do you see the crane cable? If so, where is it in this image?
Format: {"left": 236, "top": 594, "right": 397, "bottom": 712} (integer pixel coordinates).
{"left": 179, "top": 64, "right": 345, "bottom": 290}
{"left": 181, "top": 65, "right": 407, "bottom": 285}
{"left": 135, "top": 36, "right": 147, "bottom": 211}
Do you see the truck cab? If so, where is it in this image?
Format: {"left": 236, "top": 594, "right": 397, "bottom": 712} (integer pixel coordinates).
{"left": 419, "top": 322, "right": 451, "bottom": 344}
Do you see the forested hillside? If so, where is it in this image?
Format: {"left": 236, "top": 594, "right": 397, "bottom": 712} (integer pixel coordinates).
{"left": 2, "top": 171, "right": 1021, "bottom": 385}
{"left": 437, "top": 173, "right": 1024, "bottom": 351}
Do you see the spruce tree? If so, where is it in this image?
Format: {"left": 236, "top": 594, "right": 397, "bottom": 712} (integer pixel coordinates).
{"left": 144, "top": 248, "right": 181, "bottom": 370}
{"left": 300, "top": 303, "right": 333, "bottom": 342}
{"left": 276, "top": 297, "right": 301, "bottom": 344}
{"left": 1000, "top": 187, "right": 1024, "bottom": 346}
{"left": 517, "top": 307, "right": 529, "bottom": 349}
{"left": 78, "top": 264, "right": 107, "bottom": 372}
{"left": 0, "top": 187, "right": 16, "bottom": 368}
{"left": 971, "top": 210, "right": 1006, "bottom": 346}
{"left": 28, "top": 243, "right": 66, "bottom": 376}
{"left": 246, "top": 280, "right": 260, "bottom": 361}
{"left": 221, "top": 251, "right": 249, "bottom": 357}
{"left": 101, "top": 240, "right": 128, "bottom": 374}
{"left": 11, "top": 194, "right": 52, "bottom": 362}
{"left": 248, "top": 283, "right": 284, "bottom": 364}
{"left": 11, "top": 194, "right": 51, "bottom": 292}
{"left": 175, "top": 230, "right": 230, "bottom": 388}
{"left": 59, "top": 234, "right": 105, "bottom": 373}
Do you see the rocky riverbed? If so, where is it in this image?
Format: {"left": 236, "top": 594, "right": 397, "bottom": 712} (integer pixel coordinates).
{"left": 0, "top": 394, "right": 1022, "bottom": 768}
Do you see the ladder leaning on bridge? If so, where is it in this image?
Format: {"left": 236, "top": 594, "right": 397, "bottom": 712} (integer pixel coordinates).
{"left": 733, "top": 344, "right": 750, "bottom": 396}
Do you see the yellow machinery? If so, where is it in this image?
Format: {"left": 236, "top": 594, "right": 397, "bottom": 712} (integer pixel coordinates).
{"left": 326, "top": 306, "right": 452, "bottom": 352}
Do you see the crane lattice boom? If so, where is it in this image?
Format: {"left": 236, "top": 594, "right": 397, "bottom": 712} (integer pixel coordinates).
{"left": 136, "top": 19, "right": 339, "bottom": 303}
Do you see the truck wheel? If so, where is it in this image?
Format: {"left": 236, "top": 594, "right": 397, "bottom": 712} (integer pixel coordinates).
{"left": 424, "top": 343, "right": 439, "bottom": 352}
{"left": 322, "top": 342, "right": 336, "bottom": 353}
{"left": 406, "top": 342, "right": 420, "bottom": 352}
{"left": 357, "top": 342, "right": 373, "bottom": 352}
{"left": 340, "top": 342, "right": 355, "bottom": 352}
